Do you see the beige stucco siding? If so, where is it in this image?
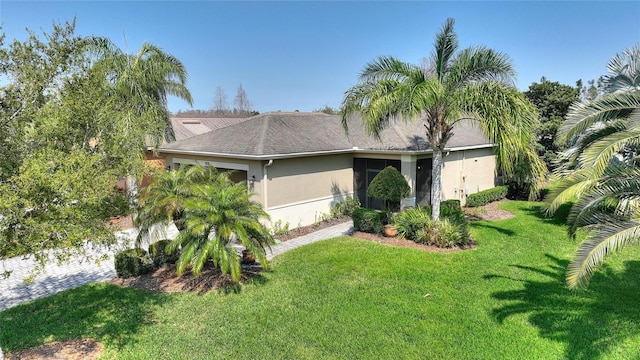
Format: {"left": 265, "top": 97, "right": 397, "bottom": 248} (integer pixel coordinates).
{"left": 266, "top": 154, "right": 353, "bottom": 208}
{"left": 441, "top": 147, "right": 497, "bottom": 205}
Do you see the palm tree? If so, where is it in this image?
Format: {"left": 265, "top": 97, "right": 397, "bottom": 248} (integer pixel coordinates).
{"left": 563, "top": 164, "right": 640, "bottom": 289}
{"left": 136, "top": 165, "right": 221, "bottom": 242}
{"left": 546, "top": 44, "right": 640, "bottom": 215}
{"left": 342, "top": 18, "right": 545, "bottom": 219}
{"left": 86, "top": 38, "right": 193, "bottom": 147}
{"left": 167, "top": 174, "right": 273, "bottom": 282}
{"left": 544, "top": 44, "right": 640, "bottom": 289}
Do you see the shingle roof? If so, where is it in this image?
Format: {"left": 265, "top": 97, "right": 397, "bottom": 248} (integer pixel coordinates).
{"left": 171, "top": 116, "right": 251, "bottom": 141}
{"left": 160, "top": 112, "right": 492, "bottom": 157}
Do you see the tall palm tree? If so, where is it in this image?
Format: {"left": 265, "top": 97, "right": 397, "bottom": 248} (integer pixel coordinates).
{"left": 342, "top": 18, "right": 545, "bottom": 219}
{"left": 167, "top": 174, "right": 273, "bottom": 282}
{"left": 86, "top": 38, "right": 193, "bottom": 147}
{"left": 545, "top": 44, "right": 640, "bottom": 289}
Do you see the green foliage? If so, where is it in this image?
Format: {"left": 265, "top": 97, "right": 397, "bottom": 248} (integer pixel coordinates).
{"left": 270, "top": 220, "right": 290, "bottom": 236}
{"left": 138, "top": 164, "right": 274, "bottom": 283}
{"left": 114, "top": 248, "right": 155, "bottom": 278}
{"left": 545, "top": 44, "right": 640, "bottom": 289}
{"left": 330, "top": 196, "right": 362, "bottom": 218}
{"left": 0, "top": 149, "right": 121, "bottom": 263}
{"left": 393, "top": 207, "right": 431, "bottom": 241}
{"left": 0, "top": 21, "right": 192, "bottom": 272}
{"left": 351, "top": 208, "right": 385, "bottom": 234}
{"left": 421, "top": 218, "right": 463, "bottom": 247}
{"left": 395, "top": 200, "right": 469, "bottom": 246}
{"left": 466, "top": 186, "right": 508, "bottom": 207}
{"left": 8, "top": 203, "right": 640, "bottom": 358}
{"left": 524, "top": 77, "right": 580, "bottom": 170}
{"left": 342, "top": 17, "right": 546, "bottom": 216}
{"left": 149, "top": 240, "right": 179, "bottom": 267}
{"left": 439, "top": 199, "right": 461, "bottom": 216}
{"left": 367, "top": 166, "right": 410, "bottom": 208}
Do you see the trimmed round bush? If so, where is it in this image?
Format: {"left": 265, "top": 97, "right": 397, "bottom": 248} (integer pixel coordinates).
{"left": 352, "top": 207, "right": 385, "bottom": 234}
{"left": 149, "top": 239, "right": 179, "bottom": 267}
{"left": 114, "top": 248, "right": 155, "bottom": 278}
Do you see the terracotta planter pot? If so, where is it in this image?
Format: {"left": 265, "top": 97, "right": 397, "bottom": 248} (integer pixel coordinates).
{"left": 242, "top": 249, "right": 256, "bottom": 264}
{"left": 383, "top": 224, "right": 398, "bottom": 237}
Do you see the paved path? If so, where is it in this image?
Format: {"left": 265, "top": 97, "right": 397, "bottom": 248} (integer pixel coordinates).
{"left": 0, "top": 221, "right": 353, "bottom": 312}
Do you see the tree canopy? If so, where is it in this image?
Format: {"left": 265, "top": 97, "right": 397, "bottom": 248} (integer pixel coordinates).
{"left": 342, "top": 18, "right": 545, "bottom": 219}
{"left": 0, "top": 20, "right": 192, "bottom": 270}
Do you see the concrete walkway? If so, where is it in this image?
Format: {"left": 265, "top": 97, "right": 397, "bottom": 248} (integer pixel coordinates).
{"left": 0, "top": 221, "right": 353, "bottom": 312}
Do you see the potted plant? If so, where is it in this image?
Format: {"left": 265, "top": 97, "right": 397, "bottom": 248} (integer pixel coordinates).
{"left": 367, "top": 166, "right": 410, "bottom": 236}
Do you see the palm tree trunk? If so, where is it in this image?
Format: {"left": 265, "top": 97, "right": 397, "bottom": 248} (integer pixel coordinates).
{"left": 431, "top": 148, "right": 443, "bottom": 220}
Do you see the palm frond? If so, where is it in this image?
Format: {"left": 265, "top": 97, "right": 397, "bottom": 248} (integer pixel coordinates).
{"left": 446, "top": 46, "right": 516, "bottom": 88}
{"left": 567, "top": 220, "right": 640, "bottom": 290}
{"left": 560, "top": 91, "right": 640, "bottom": 140}
{"left": 432, "top": 18, "right": 458, "bottom": 80}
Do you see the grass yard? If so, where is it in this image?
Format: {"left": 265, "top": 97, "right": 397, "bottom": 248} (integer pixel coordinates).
{"left": 3, "top": 201, "right": 640, "bottom": 359}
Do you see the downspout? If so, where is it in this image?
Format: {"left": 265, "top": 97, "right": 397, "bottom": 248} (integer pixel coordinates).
{"left": 263, "top": 160, "right": 274, "bottom": 209}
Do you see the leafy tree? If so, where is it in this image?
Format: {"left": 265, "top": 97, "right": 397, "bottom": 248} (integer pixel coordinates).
{"left": 314, "top": 104, "right": 340, "bottom": 115}
{"left": 524, "top": 77, "right": 580, "bottom": 170}
{"left": 367, "top": 166, "right": 410, "bottom": 220}
{"left": 0, "top": 20, "right": 193, "bottom": 271}
{"left": 342, "top": 18, "right": 546, "bottom": 219}
{"left": 545, "top": 43, "right": 640, "bottom": 290}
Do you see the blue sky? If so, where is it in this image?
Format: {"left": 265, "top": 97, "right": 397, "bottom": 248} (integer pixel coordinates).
{"left": 2, "top": 1, "right": 639, "bottom": 113}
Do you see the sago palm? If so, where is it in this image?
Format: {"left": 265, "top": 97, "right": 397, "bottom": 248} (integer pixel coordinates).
{"left": 167, "top": 176, "right": 273, "bottom": 282}
{"left": 136, "top": 165, "right": 222, "bottom": 242}
{"left": 342, "top": 18, "right": 545, "bottom": 219}
{"left": 545, "top": 44, "right": 640, "bottom": 289}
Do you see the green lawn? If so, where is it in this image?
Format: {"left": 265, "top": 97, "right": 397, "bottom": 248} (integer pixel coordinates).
{"left": 3, "top": 201, "right": 640, "bottom": 359}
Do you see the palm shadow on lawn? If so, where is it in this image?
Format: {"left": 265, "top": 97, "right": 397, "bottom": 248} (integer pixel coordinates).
{"left": 485, "top": 254, "right": 640, "bottom": 360}
{"left": 0, "top": 282, "right": 168, "bottom": 352}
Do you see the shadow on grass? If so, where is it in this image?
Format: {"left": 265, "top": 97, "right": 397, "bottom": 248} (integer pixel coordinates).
{"left": 0, "top": 282, "right": 167, "bottom": 352}
{"left": 485, "top": 254, "right": 640, "bottom": 360}
{"left": 469, "top": 222, "right": 516, "bottom": 236}
{"left": 519, "top": 202, "right": 573, "bottom": 226}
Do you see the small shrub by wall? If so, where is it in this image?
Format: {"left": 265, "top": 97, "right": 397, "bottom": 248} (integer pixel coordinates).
{"left": 331, "top": 196, "right": 361, "bottom": 218}
{"left": 394, "top": 207, "right": 430, "bottom": 241}
{"left": 149, "top": 240, "right": 179, "bottom": 267}
{"left": 115, "top": 248, "right": 155, "bottom": 278}
{"left": 352, "top": 208, "right": 385, "bottom": 234}
{"left": 465, "top": 185, "right": 508, "bottom": 207}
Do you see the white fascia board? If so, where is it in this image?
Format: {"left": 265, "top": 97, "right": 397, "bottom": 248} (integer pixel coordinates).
{"left": 159, "top": 148, "right": 355, "bottom": 160}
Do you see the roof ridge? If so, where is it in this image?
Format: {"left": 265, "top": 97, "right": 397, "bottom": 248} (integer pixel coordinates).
{"left": 256, "top": 116, "right": 270, "bottom": 155}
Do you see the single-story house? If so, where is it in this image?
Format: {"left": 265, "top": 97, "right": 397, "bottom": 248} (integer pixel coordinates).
{"left": 159, "top": 112, "right": 499, "bottom": 228}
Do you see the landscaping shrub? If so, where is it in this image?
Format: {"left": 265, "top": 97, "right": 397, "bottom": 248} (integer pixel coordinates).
{"left": 396, "top": 200, "right": 470, "bottom": 246}
{"left": 149, "top": 240, "right": 179, "bottom": 267}
{"left": 466, "top": 185, "right": 508, "bottom": 207}
{"left": 114, "top": 248, "right": 155, "bottom": 278}
{"left": 367, "top": 166, "right": 410, "bottom": 221}
{"left": 423, "top": 218, "right": 462, "bottom": 248}
{"left": 351, "top": 207, "right": 385, "bottom": 234}
{"left": 330, "top": 196, "right": 362, "bottom": 218}
{"left": 393, "top": 207, "right": 430, "bottom": 241}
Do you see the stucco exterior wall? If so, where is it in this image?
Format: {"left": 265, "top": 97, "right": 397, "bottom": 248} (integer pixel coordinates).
{"left": 441, "top": 147, "right": 497, "bottom": 205}
{"left": 264, "top": 154, "right": 354, "bottom": 227}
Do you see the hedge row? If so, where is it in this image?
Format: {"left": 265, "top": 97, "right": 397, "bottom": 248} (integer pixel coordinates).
{"left": 465, "top": 185, "right": 508, "bottom": 207}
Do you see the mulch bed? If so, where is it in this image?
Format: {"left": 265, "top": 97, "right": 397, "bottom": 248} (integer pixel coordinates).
{"left": 5, "top": 339, "right": 104, "bottom": 360}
